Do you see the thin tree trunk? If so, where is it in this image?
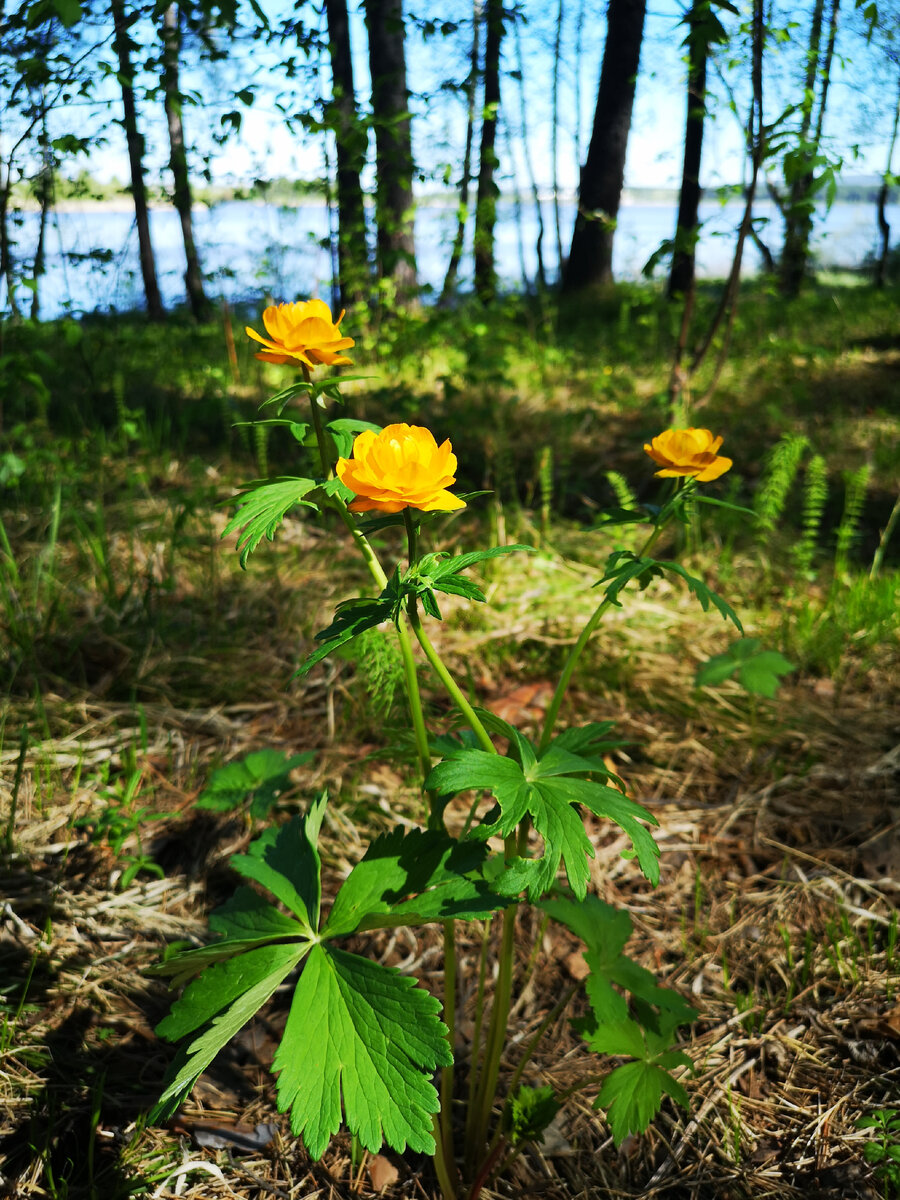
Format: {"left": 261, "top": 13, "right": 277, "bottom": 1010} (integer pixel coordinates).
{"left": 440, "top": 0, "right": 481, "bottom": 303}
{"left": 324, "top": 0, "right": 369, "bottom": 308}
{"left": 668, "top": 0, "right": 766, "bottom": 417}
{"left": 31, "top": 107, "right": 53, "bottom": 321}
{"left": 562, "top": 0, "right": 647, "bottom": 291}
{"left": 552, "top": 0, "right": 564, "bottom": 276}
{"left": 365, "top": 0, "right": 416, "bottom": 299}
{"left": 778, "top": 0, "right": 837, "bottom": 297}
{"left": 876, "top": 69, "right": 900, "bottom": 288}
{"left": 111, "top": 0, "right": 164, "bottom": 320}
{"left": 668, "top": 0, "right": 711, "bottom": 299}
{"left": 513, "top": 18, "right": 545, "bottom": 290}
{"left": 1, "top": 155, "right": 20, "bottom": 319}
{"left": 473, "top": 0, "right": 504, "bottom": 303}
{"left": 162, "top": 3, "right": 209, "bottom": 320}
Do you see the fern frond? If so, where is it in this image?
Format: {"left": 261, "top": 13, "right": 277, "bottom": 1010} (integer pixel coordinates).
{"left": 793, "top": 454, "right": 828, "bottom": 577}
{"left": 755, "top": 433, "right": 809, "bottom": 532}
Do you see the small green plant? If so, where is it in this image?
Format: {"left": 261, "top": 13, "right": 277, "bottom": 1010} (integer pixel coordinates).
{"left": 834, "top": 464, "right": 870, "bottom": 577}
{"left": 194, "top": 748, "right": 314, "bottom": 819}
{"left": 754, "top": 433, "right": 809, "bottom": 533}
{"left": 793, "top": 452, "right": 828, "bottom": 577}
{"left": 857, "top": 1110, "right": 900, "bottom": 1198}
{"left": 74, "top": 767, "right": 165, "bottom": 889}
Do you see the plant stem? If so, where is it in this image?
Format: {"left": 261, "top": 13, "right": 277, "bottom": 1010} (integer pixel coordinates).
{"left": 440, "top": 917, "right": 458, "bottom": 1171}
{"left": 537, "top": 522, "right": 664, "bottom": 754}
{"left": 407, "top": 607, "right": 496, "bottom": 756}
{"left": 471, "top": 898, "right": 517, "bottom": 1157}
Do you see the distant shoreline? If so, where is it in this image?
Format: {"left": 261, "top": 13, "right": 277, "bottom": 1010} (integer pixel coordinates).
{"left": 13, "top": 182, "right": 897, "bottom": 216}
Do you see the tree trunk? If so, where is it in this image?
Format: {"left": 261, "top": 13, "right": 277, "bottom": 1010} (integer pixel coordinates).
{"left": 473, "top": 0, "right": 504, "bottom": 304}
{"left": 111, "top": 0, "right": 164, "bottom": 320}
{"left": 513, "top": 18, "right": 546, "bottom": 290}
{"left": 778, "top": 0, "right": 840, "bottom": 298}
{"left": 876, "top": 69, "right": 900, "bottom": 288}
{"left": 440, "top": 0, "right": 481, "bottom": 303}
{"left": 562, "top": 0, "right": 647, "bottom": 291}
{"left": 667, "top": 0, "right": 711, "bottom": 298}
{"left": 31, "top": 107, "right": 53, "bottom": 321}
{"left": 551, "top": 0, "right": 564, "bottom": 276}
{"left": 0, "top": 154, "right": 20, "bottom": 319}
{"left": 364, "top": 0, "right": 416, "bottom": 299}
{"left": 162, "top": 3, "right": 209, "bottom": 320}
{"left": 324, "top": 0, "right": 369, "bottom": 308}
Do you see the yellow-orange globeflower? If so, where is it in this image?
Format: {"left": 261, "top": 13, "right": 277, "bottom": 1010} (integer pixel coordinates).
{"left": 336, "top": 424, "right": 466, "bottom": 514}
{"left": 643, "top": 428, "right": 732, "bottom": 482}
{"left": 245, "top": 299, "right": 354, "bottom": 368}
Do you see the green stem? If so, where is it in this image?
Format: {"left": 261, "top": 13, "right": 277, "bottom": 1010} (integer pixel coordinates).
{"left": 303, "top": 367, "right": 331, "bottom": 480}
{"left": 440, "top": 918, "right": 457, "bottom": 1171}
{"left": 471, "top": 900, "right": 517, "bottom": 1152}
{"left": 407, "top": 607, "right": 496, "bottom": 756}
{"left": 431, "top": 1114, "right": 458, "bottom": 1200}
{"left": 537, "top": 522, "right": 665, "bottom": 754}
{"left": 464, "top": 922, "right": 491, "bottom": 1154}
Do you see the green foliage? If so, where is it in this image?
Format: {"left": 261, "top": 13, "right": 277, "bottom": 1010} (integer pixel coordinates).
{"left": 221, "top": 477, "right": 319, "bottom": 568}
{"left": 834, "top": 464, "right": 870, "bottom": 576}
{"left": 195, "top": 749, "right": 315, "bottom": 818}
{"left": 407, "top": 544, "right": 535, "bottom": 618}
{"left": 754, "top": 433, "right": 809, "bottom": 532}
{"left": 695, "top": 637, "right": 795, "bottom": 698}
{"left": 73, "top": 767, "right": 165, "bottom": 889}
{"left": 793, "top": 453, "right": 828, "bottom": 576}
{"left": 339, "top": 626, "right": 405, "bottom": 716}
{"left": 151, "top": 796, "right": 508, "bottom": 1156}
{"left": 598, "top": 551, "right": 743, "bottom": 632}
{"left": 784, "top": 570, "right": 899, "bottom": 676}
{"left": 542, "top": 895, "right": 694, "bottom": 1146}
{"left": 427, "top": 725, "right": 660, "bottom": 900}
{"left": 857, "top": 1110, "right": 900, "bottom": 1198}
{"left": 504, "top": 1085, "right": 560, "bottom": 1147}
{"left": 273, "top": 944, "right": 451, "bottom": 1157}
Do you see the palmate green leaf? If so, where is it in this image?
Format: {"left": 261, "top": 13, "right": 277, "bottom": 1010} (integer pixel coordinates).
{"left": 323, "top": 827, "right": 507, "bottom": 938}
{"left": 195, "top": 749, "right": 315, "bottom": 818}
{"left": 150, "top": 941, "right": 308, "bottom": 1124}
{"left": 273, "top": 942, "right": 452, "bottom": 1157}
{"left": 295, "top": 595, "right": 398, "bottom": 678}
{"left": 595, "top": 1054, "right": 691, "bottom": 1146}
{"left": 147, "top": 889, "right": 307, "bottom": 988}
{"left": 541, "top": 896, "right": 695, "bottom": 1029}
{"left": 407, "top": 545, "right": 535, "bottom": 613}
{"left": 427, "top": 737, "right": 660, "bottom": 901}
{"left": 597, "top": 551, "right": 743, "bottom": 632}
{"left": 696, "top": 637, "right": 795, "bottom": 698}
{"left": 222, "top": 477, "right": 318, "bottom": 568}
{"left": 230, "top": 799, "right": 327, "bottom": 930}
{"left": 505, "top": 1084, "right": 560, "bottom": 1147}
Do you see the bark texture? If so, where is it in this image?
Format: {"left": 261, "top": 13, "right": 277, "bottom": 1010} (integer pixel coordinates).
{"left": 111, "top": 0, "right": 164, "bottom": 320}
{"left": 365, "top": 0, "right": 416, "bottom": 298}
{"left": 324, "top": 0, "right": 369, "bottom": 308}
{"left": 668, "top": 0, "right": 711, "bottom": 298}
{"left": 473, "top": 0, "right": 504, "bottom": 303}
{"left": 562, "top": 0, "right": 647, "bottom": 291}
{"left": 162, "top": 3, "right": 209, "bottom": 320}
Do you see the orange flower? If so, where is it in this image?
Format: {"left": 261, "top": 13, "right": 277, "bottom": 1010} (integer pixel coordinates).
{"left": 336, "top": 424, "right": 466, "bottom": 514}
{"left": 644, "top": 428, "right": 732, "bottom": 482}
{"left": 245, "top": 299, "right": 354, "bottom": 368}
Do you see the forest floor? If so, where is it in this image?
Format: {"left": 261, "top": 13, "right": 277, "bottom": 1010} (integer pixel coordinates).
{"left": 1, "top": 282, "right": 899, "bottom": 1199}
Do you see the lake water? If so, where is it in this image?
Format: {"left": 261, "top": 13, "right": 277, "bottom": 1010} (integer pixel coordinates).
{"left": 5, "top": 196, "right": 898, "bottom": 320}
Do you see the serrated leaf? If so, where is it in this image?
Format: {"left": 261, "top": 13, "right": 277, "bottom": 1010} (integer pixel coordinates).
{"left": 273, "top": 943, "right": 452, "bottom": 1158}
{"left": 427, "top": 740, "right": 660, "bottom": 900}
{"left": 542, "top": 896, "right": 695, "bottom": 1029}
{"left": 696, "top": 637, "right": 794, "bottom": 698}
{"left": 505, "top": 1084, "right": 560, "bottom": 1146}
{"left": 222, "top": 478, "right": 318, "bottom": 568}
{"left": 231, "top": 801, "right": 326, "bottom": 930}
{"left": 295, "top": 594, "right": 398, "bottom": 678}
{"left": 594, "top": 1055, "right": 691, "bottom": 1146}
{"left": 597, "top": 552, "right": 742, "bottom": 631}
{"left": 150, "top": 941, "right": 307, "bottom": 1123}
{"left": 195, "top": 749, "right": 314, "bottom": 818}
{"left": 323, "top": 827, "right": 506, "bottom": 938}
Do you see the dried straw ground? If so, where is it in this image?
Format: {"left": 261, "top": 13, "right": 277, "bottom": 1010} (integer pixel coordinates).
{"left": 1, "top": 511, "right": 899, "bottom": 1200}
